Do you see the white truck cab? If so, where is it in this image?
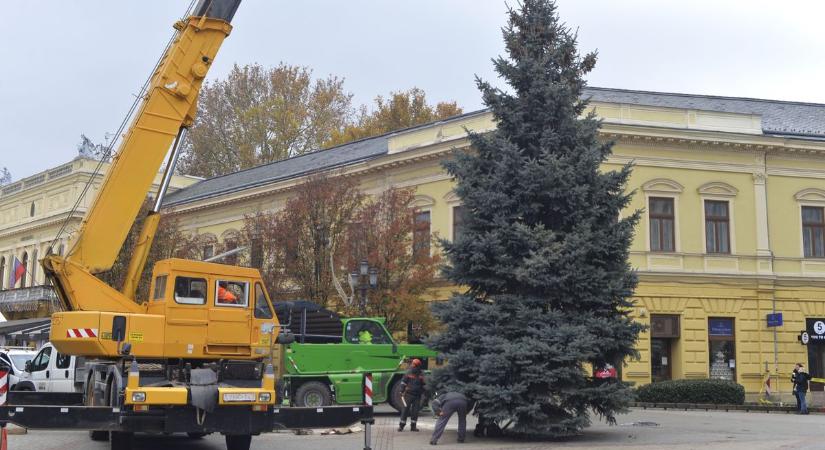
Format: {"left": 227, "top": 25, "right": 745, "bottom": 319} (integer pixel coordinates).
{"left": 0, "top": 349, "right": 36, "bottom": 391}
{"left": 17, "top": 342, "right": 84, "bottom": 393}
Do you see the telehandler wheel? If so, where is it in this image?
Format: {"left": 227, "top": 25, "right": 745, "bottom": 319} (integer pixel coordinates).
{"left": 294, "top": 381, "right": 332, "bottom": 407}
{"left": 225, "top": 434, "right": 252, "bottom": 450}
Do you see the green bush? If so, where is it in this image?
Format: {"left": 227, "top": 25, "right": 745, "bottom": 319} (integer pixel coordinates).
{"left": 635, "top": 379, "right": 745, "bottom": 405}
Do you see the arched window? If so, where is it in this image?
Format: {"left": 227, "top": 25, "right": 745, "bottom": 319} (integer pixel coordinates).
{"left": 31, "top": 249, "right": 38, "bottom": 286}
{"left": 30, "top": 202, "right": 35, "bottom": 217}
{"left": 20, "top": 252, "right": 28, "bottom": 288}
{"left": 0, "top": 257, "right": 5, "bottom": 290}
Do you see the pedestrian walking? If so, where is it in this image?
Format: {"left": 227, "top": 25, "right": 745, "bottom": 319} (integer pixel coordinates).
{"left": 793, "top": 363, "right": 811, "bottom": 414}
{"left": 429, "top": 391, "right": 469, "bottom": 445}
{"left": 398, "top": 358, "right": 425, "bottom": 432}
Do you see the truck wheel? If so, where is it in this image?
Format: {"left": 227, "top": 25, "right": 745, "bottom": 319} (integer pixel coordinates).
{"left": 87, "top": 378, "right": 109, "bottom": 441}
{"left": 110, "top": 431, "right": 133, "bottom": 450}
{"left": 108, "top": 379, "right": 133, "bottom": 450}
{"left": 294, "top": 381, "right": 332, "bottom": 407}
{"left": 389, "top": 381, "right": 405, "bottom": 412}
{"left": 225, "top": 434, "right": 252, "bottom": 450}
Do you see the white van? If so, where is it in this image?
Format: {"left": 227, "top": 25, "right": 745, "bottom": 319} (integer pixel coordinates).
{"left": 0, "top": 349, "right": 36, "bottom": 390}
{"left": 15, "top": 342, "right": 84, "bottom": 393}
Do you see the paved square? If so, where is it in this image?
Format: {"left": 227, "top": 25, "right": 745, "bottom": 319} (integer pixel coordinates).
{"left": 7, "top": 408, "right": 823, "bottom": 449}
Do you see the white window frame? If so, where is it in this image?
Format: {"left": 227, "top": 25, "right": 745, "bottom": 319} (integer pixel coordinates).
{"left": 642, "top": 179, "right": 684, "bottom": 253}
{"left": 794, "top": 189, "right": 825, "bottom": 259}
{"left": 215, "top": 280, "right": 250, "bottom": 308}
{"left": 701, "top": 198, "right": 736, "bottom": 255}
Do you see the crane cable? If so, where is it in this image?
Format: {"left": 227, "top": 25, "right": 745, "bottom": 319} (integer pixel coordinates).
{"left": 47, "top": 0, "right": 199, "bottom": 263}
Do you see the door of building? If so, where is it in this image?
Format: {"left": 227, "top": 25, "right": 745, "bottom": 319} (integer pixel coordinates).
{"left": 651, "top": 338, "right": 672, "bottom": 382}
{"left": 650, "top": 314, "right": 680, "bottom": 383}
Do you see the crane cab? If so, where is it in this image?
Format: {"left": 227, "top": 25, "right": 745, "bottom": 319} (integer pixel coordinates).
{"left": 50, "top": 258, "right": 280, "bottom": 360}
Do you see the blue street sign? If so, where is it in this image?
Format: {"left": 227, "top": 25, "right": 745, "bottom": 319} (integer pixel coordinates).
{"left": 767, "top": 312, "right": 783, "bottom": 328}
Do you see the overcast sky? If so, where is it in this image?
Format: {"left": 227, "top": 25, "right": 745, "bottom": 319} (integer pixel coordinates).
{"left": 2, "top": 0, "right": 824, "bottom": 180}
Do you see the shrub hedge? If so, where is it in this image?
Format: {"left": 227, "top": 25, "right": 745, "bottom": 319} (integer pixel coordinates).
{"left": 635, "top": 379, "right": 745, "bottom": 405}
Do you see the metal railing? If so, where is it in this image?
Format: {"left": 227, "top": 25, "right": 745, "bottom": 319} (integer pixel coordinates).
{"left": 0, "top": 286, "right": 58, "bottom": 313}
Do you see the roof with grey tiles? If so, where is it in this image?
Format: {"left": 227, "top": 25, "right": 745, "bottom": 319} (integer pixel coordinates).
{"left": 163, "top": 134, "right": 390, "bottom": 206}
{"left": 583, "top": 87, "right": 825, "bottom": 139}
{"left": 164, "top": 87, "right": 825, "bottom": 206}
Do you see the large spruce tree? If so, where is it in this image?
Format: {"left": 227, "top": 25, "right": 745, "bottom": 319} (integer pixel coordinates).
{"left": 428, "top": 0, "right": 643, "bottom": 437}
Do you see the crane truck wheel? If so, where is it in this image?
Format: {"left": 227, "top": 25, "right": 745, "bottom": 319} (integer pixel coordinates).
{"left": 225, "top": 434, "right": 252, "bottom": 450}
{"left": 389, "top": 380, "right": 405, "bottom": 412}
{"left": 294, "top": 381, "right": 333, "bottom": 407}
{"left": 108, "top": 379, "right": 134, "bottom": 450}
{"left": 86, "top": 376, "right": 109, "bottom": 441}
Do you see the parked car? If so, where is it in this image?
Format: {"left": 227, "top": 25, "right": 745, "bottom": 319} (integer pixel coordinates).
{"left": 14, "top": 342, "right": 84, "bottom": 393}
{"left": 0, "top": 348, "right": 36, "bottom": 390}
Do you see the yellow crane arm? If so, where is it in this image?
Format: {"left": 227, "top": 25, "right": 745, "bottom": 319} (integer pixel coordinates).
{"left": 66, "top": 2, "right": 238, "bottom": 274}
{"left": 44, "top": 1, "right": 241, "bottom": 312}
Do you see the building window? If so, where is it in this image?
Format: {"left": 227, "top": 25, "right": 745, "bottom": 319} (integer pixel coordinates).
{"left": 708, "top": 318, "right": 736, "bottom": 381}
{"left": 202, "top": 244, "right": 215, "bottom": 261}
{"left": 649, "top": 197, "right": 675, "bottom": 252}
{"left": 30, "top": 202, "right": 35, "bottom": 217}
{"left": 413, "top": 211, "right": 431, "bottom": 259}
{"left": 705, "top": 200, "right": 730, "bottom": 254}
{"left": 452, "top": 205, "right": 468, "bottom": 242}
{"left": 0, "top": 257, "right": 5, "bottom": 290}
{"left": 802, "top": 206, "right": 825, "bottom": 258}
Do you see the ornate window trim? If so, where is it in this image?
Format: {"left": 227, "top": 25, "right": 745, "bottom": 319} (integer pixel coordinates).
{"left": 698, "top": 182, "right": 738, "bottom": 198}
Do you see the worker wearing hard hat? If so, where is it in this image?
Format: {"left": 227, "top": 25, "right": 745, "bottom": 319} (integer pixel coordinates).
{"left": 398, "top": 358, "right": 426, "bottom": 432}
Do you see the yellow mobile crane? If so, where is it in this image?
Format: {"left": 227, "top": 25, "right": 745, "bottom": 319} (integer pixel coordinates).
{"left": 0, "top": 2, "right": 371, "bottom": 449}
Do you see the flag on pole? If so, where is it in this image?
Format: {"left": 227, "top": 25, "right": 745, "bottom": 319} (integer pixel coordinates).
{"left": 9, "top": 257, "right": 24, "bottom": 288}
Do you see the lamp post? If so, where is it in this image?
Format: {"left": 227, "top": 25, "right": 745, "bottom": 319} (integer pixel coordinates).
{"left": 350, "top": 259, "right": 378, "bottom": 316}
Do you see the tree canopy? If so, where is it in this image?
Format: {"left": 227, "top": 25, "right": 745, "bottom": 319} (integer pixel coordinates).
{"left": 428, "top": 0, "right": 642, "bottom": 437}
{"left": 179, "top": 64, "right": 463, "bottom": 178}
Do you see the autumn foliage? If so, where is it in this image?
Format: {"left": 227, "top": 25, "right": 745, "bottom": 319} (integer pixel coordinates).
{"left": 240, "top": 175, "right": 440, "bottom": 334}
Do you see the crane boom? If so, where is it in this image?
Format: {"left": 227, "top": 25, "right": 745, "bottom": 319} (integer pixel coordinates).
{"left": 66, "top": 0, "right": 239, "bottom": 275}
{"left": 44, "top": 0, "right": 241, "bottom": 313}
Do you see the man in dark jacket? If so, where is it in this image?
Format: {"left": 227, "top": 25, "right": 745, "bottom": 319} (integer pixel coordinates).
{"left": 398, "top": 359, "right": 425, "bottom": 432}
{"left": 793, "top": 363, "right": 811, "bottom": 414}
{"left": 429, "top": 391, "right": 469, "bottom": 445}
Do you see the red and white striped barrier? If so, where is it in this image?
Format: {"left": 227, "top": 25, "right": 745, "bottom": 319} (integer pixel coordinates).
{"left": 0, "top": 366, "right": 8, "bottom": 450}
{"left": 66, "top": 328, "right": 98, "bottom": 338}
{"left": 363, "top": 372, "right": 374, "bottom": 450}
{"left": 363, "top": 373, "right": 373, "bottom": 406}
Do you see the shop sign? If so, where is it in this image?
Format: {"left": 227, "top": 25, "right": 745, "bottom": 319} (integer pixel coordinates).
{"left": 709, "top": 318, "right": 734, "bottom": 336}
{"left": 766, "top": 313, "right": 783, "bottom": 327}
{"left": 805, "top": 319, "right": 825, "bottom": 344}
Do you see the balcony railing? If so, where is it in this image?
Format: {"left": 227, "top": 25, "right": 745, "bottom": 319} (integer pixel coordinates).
{"left": 0, "top": 286, "right": 60, "bottom": 313}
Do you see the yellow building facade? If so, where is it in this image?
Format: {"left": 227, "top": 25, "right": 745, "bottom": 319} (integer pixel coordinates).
{"left": 0, "top": 156, "right": 198, "bottom": 320}
{"left": 163, "top": 87, "right": 825, "bottom": 398}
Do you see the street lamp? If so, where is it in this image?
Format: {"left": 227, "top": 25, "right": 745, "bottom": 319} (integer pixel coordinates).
{"left": 350, "top": 259, "right": 378, "bottom": 315}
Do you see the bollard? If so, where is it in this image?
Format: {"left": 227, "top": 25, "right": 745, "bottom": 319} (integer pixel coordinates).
{"left": 362, "top": 372, "right": 374, "bottom": 450}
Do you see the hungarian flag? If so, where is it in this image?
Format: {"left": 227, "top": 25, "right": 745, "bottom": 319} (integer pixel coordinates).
{"left": 9, "top": 257, "right": 24, "bottom": 288}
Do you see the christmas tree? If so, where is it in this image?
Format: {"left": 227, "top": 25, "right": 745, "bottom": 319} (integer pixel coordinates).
{"left": 428, "top": 0, "right": 643, "bottom": 437}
